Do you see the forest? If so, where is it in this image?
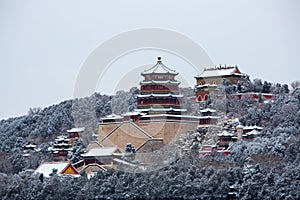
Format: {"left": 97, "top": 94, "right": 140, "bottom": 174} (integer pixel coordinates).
{"left": 0, "top": 78, "right": 299, "bottom": 199}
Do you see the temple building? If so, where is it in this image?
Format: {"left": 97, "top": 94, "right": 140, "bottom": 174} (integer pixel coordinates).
{"left": 136, "top": 57, "right": 186, "bottom": 115}
{"left": 23, "top": 143, "right": 37, "bottom": 151}
{"left": 217, "top": 130, "right": 237, "bottom": 149}
{"left": 98, "top": 57, "right": 199, "bottom": 156}
{"left": 242, "top": 125, "right": 263, "bottom": 141}
{"left": 81, "top": 147, "right": 121, "bottom": 166}
{"left": 194, "top": 65, "right": 243, "bottom": 101}
{"left": 198, "top": 108, "right": 219, "bottom": 126}
{"left": 35, "top": 161, "right": 79, "bottom": 177}
{"left": 67, "top": 127, "right": 85, "bottom": 139}
{"left": 49, "top": 135, "right": 72, "bottom": 159}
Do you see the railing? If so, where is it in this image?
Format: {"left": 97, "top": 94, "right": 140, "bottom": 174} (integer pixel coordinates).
{"left": 73, "top": 160, "right": 85, "bottom": 168}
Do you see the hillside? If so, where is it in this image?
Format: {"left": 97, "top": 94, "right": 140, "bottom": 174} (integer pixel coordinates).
{"left": 0, "top": 79, "right": 299, "bottom": 199}
{"left": 0, "top": 93, "right": 113, "bottom": 174}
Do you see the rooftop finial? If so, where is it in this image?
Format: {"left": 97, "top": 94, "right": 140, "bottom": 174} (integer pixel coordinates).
{"left": 157, "top": 56, "right": 161, "bottom": 61}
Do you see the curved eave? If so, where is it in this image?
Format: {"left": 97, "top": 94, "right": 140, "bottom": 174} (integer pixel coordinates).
{"left": 200, "top": 108, "right": 217, "bottom": 113}
{"left": 135, "top": 107, "right": 187, "bottom": 112}
{"left": 198, "top": 116, "right": 219, "bottom": 119}
{"left": 196, "top": 84, "right": 218, "bottom": 88}
{"left": 140, "top": 80, "right": 181, "bottom": 85}
{"left": 141, "top": 61, "right": 178, "bottom": 75}
{"left": 137, "top": 93, "right": 183, "bottom": 98}
{"left": 141, "top": 71, "right": 178, "bottom": 75}
{"left": 195, "top": 73, "right": 243, "bottom": 79}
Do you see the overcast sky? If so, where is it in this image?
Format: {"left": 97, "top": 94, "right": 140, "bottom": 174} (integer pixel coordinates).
{"left": 0, "top": 0, "right": 299, "bottom": 120}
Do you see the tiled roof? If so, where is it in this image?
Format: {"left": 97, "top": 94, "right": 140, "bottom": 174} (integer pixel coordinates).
{"left": 141, "top": 57, "right": 178, "bottom": 75}
{"left": 67, "top": 127, "right": 85, "bottom": 133}
{"left": 200, "top": 108, "right": 216, "bottom": 113}
{"left": 81, "top": 147, "right": 118, "bottom": 157}
{"left": 140, "top": 80, "right": 180, "bottom": 85}
{"left": 137, "top": 93, "right": 183, "bottom": 98}
{"left": 195, "top": 66, "right": 242, "bottom": 78}
{"left": 35, "top": 162, "right": 73, "bottom": 177}
{"left": 135, "top": 107, "right": 187, "bottom": 112}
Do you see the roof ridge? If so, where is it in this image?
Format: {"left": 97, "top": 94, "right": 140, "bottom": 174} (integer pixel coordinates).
{"left": 142, "top": 58, "right": 178, "bottom": 75}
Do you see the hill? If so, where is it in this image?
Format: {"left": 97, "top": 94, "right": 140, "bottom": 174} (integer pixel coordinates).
{"left": 0, "top": 78, "right": 299, "bottom": 199}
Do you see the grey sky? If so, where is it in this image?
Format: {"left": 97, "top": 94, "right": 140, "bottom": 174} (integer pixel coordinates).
{"left": 0, "top": 0, "right": 299, "bottom": 119}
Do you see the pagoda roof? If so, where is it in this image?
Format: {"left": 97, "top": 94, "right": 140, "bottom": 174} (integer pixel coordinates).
{"left": 135, "top": 107, "right": 187, "bottom": 112}
{"left": 141, "top": 113, "right": 200, "bottom": 119}
{"left": 245, "top": 129, "right": 260, "bottom": 136}
{"left": 141, "top": 57, "right": 178, "bottom": 75}
{"left": 200, "top": 108, "right": 216, "bottom": 113}
{"left": 140, "top": 80, "right": 180, "bottom": 85}
{"left": 121, "top": 111, "right": 146, "bottom": 116}
{"left": 137, "top": 93, "right": 183, "bottom": 98}
{"left": 218, "top": 130, "right": 234, "bottom": 137}
{"left": 55, "top": 136, "right": 70, "bottom": 142}
{"left": 195, "top": 65, "right": 242, "bottom": 78}
{"left": 199, "top": 116, "right": 219, "bottom": 119}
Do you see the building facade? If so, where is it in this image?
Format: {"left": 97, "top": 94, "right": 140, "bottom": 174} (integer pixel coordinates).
{"left": 195, "top": 65, "right": 243, "bottom": 101}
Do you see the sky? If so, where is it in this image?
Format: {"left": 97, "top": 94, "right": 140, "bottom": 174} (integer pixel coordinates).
{"left": 0, "top": 0, "right": 300, "bottom": 120}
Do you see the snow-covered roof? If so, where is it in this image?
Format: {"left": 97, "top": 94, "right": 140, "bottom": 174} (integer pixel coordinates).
{"left": 243, "top": 125, "right": 263, "bottom": 130}
{"left": 141, "top": 57, "right": 178, "bottom": 75}
{"left": 121, "top": 111, "right": 145, "bottom": 116}
{"left": 50, "top": 147, "right": 73, "bottom": 152}
{"left": 101, "top": 114, "right": 123, "bottom": 120}
{"left": 24, "top": 144, "right": 36, "bottom": 148}
{"left": 53, "top": 143, "right": 71, "bottom": 147}
{"left": 246, "top": 129, "right": 260, "bottom": 136}
{"left": 199, "top": 116, "right": 219, "bottom": 119}
{"left": 67, "top": 127, "right": 85, "bottom": 133}
{"left": 135, "top": 108, "right": 151, "bottom": 112}
{"left": 140, "top": 114, "right": 200, "bottom": 119}
{"left": 195, "top": 66, "right": 242, "bottom": 78}
{"left": 35, "top": 162, "right": 69, "bottom": 177}
{"left": 230, "top": 118, "right": 240, "bottom": 123}
{"left": 200, "top": 108, "right": 216, "bottom": 113}
{"left": 81, "top": 147, "right": 118, "bottom": 157}
{"left": 137, "top": 93, "right": 183, "bottom": 98}
{"left": 55, "top": 136, "right": 70, "bottom": 142}
{"left": 135, "top": 107, "right": 187, "bottom": 112}
{"left": 218, "top": 131, "right": 234, "bottom": 137}
{"left": 236, "top": 124, "right": 244, "bottom": 129}
{"left": 140, "top": 80, "right": 180, "bottom": 85}
{"left": 196, "top": 84, "right": 218, "bottom": 88}
{"left": 81, "top": 163, "right": 106, "bottom": 175}
{"left": 252, "top": 125, "right": 263, "bottom": 130}
{"left": 197, "top": 124, "right": 220, "bottom": 128}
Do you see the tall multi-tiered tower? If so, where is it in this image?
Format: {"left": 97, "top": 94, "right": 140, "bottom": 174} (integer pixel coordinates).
{"left": 135, "top": 57, "right": 186, "bottom": 115}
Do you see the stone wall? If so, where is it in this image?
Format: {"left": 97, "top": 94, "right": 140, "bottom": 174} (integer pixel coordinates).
{"left": 98, "top": 120, "right": 198, "bottom": 152}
